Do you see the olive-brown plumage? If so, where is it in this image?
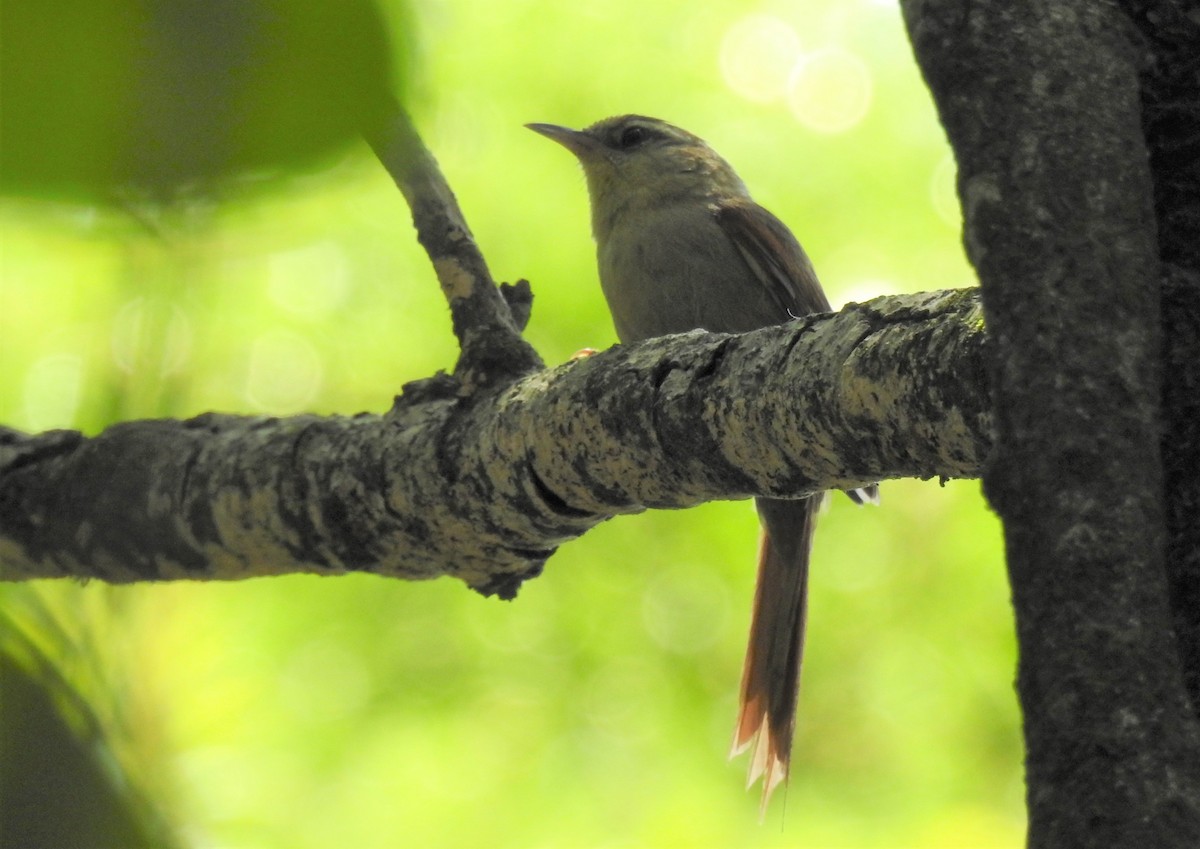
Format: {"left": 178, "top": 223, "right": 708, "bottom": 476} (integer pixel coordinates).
{"left": 529, "top": 115, "right": 876, "bottom": 811}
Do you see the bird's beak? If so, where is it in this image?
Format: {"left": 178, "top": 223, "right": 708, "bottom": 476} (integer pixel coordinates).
{"left": 525, "top": 123, "right": 599, "bottom": 158}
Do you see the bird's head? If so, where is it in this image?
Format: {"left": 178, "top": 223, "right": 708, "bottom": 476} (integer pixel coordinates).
{"left": 527, "top": 115, "right": 748, "bottom": 237}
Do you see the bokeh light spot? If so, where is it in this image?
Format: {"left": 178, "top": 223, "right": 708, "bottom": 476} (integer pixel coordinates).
{"left": 22, "top": 353, "right": 83, "bottom": 430}
{"left": 110, "top": 297, "right": 193, "bottom": 375}
{"left": 268, "top": 242, "right": 351, "bottom": 320}
{"left": 584, "top": 658, "right": 661, "bottom": 740}
{"left": 787, "top": 47, "right": 874, "bottom": 134}
{"left": 719, "top": 15, "right": 803, "bottom": 104}
{"left": 244, "top": 330, "right": 322, "bottom": 413}
{"left": 278, "top": 638, "right": 370, "bottom": 724}
{"left": 641, "top": 566, "right": 729, "bottom": 654}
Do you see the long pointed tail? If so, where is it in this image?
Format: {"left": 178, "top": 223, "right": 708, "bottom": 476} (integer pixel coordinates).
{"left": 731, "top": 495, "right": 821, "bottom": 812}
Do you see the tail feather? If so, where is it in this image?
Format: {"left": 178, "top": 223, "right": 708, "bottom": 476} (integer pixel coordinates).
{"left": 847, "top": 484, "right": 880, "bottom": 506}
{"left": 731, "top": 496, "right": 821, "bottom": 813}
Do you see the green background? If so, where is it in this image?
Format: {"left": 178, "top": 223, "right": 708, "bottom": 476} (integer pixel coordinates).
{"left": 0, "top": 0, "right": 1019, "bottom": 846}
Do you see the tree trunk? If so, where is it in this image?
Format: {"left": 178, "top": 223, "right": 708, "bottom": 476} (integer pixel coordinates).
{"left": 901, "top": 0, "right": 1200, "bottom": 845}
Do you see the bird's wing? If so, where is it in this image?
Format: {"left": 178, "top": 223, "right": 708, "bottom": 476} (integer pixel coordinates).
{"left": 714, "top": 199, "right": 832, "bottom": 321}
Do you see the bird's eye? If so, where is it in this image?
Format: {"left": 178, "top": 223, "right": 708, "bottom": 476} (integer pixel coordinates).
{"left": 617, "top": 125, "right": 648, "bottom": 149}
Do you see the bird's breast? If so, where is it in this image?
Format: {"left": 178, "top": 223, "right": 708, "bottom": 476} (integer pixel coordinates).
{"left": 596, "top": 203, "right": 787, "bottom": 343}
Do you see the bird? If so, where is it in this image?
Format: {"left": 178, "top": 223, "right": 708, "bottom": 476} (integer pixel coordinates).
{"left": 527, "top": 114, "right": 877, "bottom": 811}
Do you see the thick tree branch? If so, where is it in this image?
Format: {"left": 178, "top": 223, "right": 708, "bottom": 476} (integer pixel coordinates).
{"left": 0, "top": 289, "right": 987, "bottom": 596}
{"left": 902, "top": 1, "right": 1200, "bottom": 846}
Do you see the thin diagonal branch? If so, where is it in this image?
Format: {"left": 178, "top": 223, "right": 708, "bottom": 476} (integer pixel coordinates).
{"left": 361, "top": 97, "right": 541, "bottom": 388}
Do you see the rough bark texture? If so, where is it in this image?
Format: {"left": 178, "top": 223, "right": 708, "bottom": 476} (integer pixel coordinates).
{"left": 902, "top": 1, "right": 1200, "bottom": 846}
{"left": 1120, "top": 0, "right": 1200, "bottom": 717}
{"left": 1161, "top": 263, "right": 1200, "bottom": 710}
{"left": 0, "top": 290, "right": 988, "bottom": 595}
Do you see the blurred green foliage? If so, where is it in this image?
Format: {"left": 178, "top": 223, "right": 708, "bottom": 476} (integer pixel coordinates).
{"left": 0, "top": 0, "right": 399, "bottom": 203}
{"left": 1, "top": 592, "right": 180, "bottom": 849}
{"left": 0, "top": 0, "right": 1021, "bottom": 846}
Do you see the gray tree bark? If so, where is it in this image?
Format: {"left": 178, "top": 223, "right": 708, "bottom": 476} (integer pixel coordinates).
{"left": 1, "top": 290, "right": 988, "bottom": 595}
{"left": 901, "top": 0, "right": 1200, "bottom": 846}
{"left": 1122, "top": 0, "right": 1200, "bottom": 722}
